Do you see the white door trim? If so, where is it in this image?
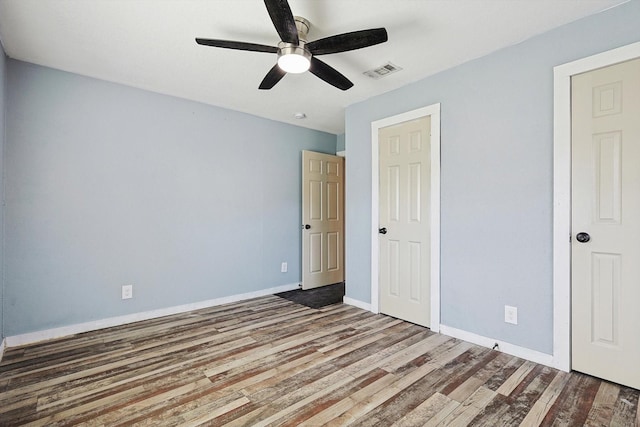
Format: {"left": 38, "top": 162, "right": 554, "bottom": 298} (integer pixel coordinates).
{"left": 371, "top": 103, "right": 441, "bottom": 332}
{"left": 553, "top": 41, "right": 640, "bottom": 372}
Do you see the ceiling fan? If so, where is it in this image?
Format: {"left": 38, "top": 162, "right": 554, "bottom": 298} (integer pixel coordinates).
{"left": 195, "top": 0, "right": 388, "bottom": 91}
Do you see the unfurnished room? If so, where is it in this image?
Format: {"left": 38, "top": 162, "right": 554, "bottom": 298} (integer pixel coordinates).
{"left": 1, "top": 0, "right": 640, "bottom": 425}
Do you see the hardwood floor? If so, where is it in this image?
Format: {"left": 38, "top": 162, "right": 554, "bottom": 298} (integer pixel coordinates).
{"left": 0, "top": 296, "right": 638, "bottom": 426}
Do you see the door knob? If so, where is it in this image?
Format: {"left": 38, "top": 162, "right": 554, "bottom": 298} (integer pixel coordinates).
{"left": 303, "top": 224, "right": 311, "bottom": 230}
{"left": 379, "top": 227, "right": 387, "bottom": 235}
{"left": 576, "top": 232, "right": 590, "bottom": 243}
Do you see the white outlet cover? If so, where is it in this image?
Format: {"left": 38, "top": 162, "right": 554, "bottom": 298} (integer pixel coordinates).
{"left": 281, "top": 262, "right": 288, "bottom": 273}
{"left": 122, "top": 285, "right": 133, "bottom": 300}
{"left": 504, "top": 305, "right": 518, "bottom": 325}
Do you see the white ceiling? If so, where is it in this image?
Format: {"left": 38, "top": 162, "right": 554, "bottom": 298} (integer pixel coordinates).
{"left": 0, "top": 0, "right": 627, "bottom": 134}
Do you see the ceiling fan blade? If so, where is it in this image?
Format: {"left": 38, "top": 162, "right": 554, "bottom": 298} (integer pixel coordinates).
{"left": 264, "top": 0, "right": 299, "bottom": 44}
{"left": 307, "top": 28, "right": 388, "bottom": 55}
{"left": 259, "top": 64, "right": 287, "bottom": 90}
{"left": 309, "top": 57, "right": 353, "bottom": 91}
{"left": 196, "top": 38, "right": 278, "bottom": 53}
{"left": 196, "top": 38, "right": 278, "bottom": 54}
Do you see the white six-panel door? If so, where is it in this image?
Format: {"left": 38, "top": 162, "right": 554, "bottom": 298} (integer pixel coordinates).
{"left": 571, "top": 57, "right": 640, "bottom": 389}
{"left": 302, "top": 151, "right": 344, "bottom": 290}
{"left": 378, "top": 116, "right": 431, "bottom": 327}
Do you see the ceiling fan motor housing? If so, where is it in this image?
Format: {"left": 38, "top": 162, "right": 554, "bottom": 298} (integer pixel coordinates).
{"left": 294, "top": 16, "right": 310, "bottom": 41}
{"left": 277, "top": 16, "right": 311, "bottom": 73}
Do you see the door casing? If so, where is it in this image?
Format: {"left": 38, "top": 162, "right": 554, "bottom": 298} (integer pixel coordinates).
{"left": 371, "top": 103, "right": 441, "bottom": 332}
{"left": 553, "top": 40, "right": 640, "bottom": 372}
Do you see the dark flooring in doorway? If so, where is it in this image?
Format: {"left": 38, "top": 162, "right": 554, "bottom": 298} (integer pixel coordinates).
{"left": 274, "top": 282, "right": 345, "bottom": 309}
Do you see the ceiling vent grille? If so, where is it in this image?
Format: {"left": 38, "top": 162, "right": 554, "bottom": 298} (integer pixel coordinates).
{"left": 363, "top": 62, "right": 402, "bottom": 79}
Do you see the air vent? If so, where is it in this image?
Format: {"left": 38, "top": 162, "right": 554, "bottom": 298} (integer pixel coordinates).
{"left": 363, "top": 62, "right": 403, "bottom": 79}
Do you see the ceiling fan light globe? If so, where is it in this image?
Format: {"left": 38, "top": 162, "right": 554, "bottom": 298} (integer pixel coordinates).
{"left": 277, "top": 43, "right": 312, "bottom": 74}
{"left": 278, "top": 53, "right": 310, "bottom": 73}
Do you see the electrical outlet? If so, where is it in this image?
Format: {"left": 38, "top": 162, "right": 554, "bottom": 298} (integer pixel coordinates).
{"left": 505, "top": 305, "right": 517, "bottom": 325}
{"left": 281, "top": 262, "right": 288, "bottom": 273}
{"left": 122, "top": 285, "right": 133, "bottom": 300}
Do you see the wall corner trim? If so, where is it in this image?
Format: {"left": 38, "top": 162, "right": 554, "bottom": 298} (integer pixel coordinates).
{"left": 439, "top": 324, "right": 560, "bottom": 370}
{"left": 0, "top": 338, "right": 5, "bottom": 363}
{"left": 4, "top": 283, "right": 300, "bottom": 348}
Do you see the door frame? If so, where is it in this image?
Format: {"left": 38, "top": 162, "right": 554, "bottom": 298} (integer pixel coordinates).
{"left": 553, "top": 41, "right": 640, "bottom": 372}
{"left": 370, "top": 103, "right": 441, "bottom": 332}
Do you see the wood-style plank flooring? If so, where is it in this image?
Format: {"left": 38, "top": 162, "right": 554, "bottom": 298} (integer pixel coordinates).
{"left": 1, "top": 296, "right": 638, "bottom": 426}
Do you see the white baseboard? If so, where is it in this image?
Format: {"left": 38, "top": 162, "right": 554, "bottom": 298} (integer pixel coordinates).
{"left": 0, "top": 338, "right": 5, "bottom": 362}
{"left": 343, "top": 296, "right": 371, "bottom": 312}
{"left": 5, "top": 283, "right": 300, "bottom": 348}
{"left": 439, "top": 324, "right": 556, "bottom": 368}
{"left": 338, "top": 298, "right": 556, "bottom": 369}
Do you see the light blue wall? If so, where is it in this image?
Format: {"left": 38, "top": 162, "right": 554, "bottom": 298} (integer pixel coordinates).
{"left": 0, "top": 45, "right": 5, "bottom": 340}
{"left": 345, "top": 1, "right": 640, "bottom": 354}
{"left": 336, "top": 134, "right": 345, "bottom": 152}
{"left": 5, "top": 60, "right": 336, "bottom": 336}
